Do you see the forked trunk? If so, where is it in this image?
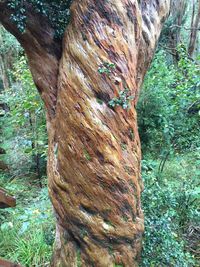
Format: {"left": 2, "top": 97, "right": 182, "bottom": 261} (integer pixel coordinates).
{"left": 47, "top": 1, "right": 170, "bottom": 266}
{"left": 0, "top": 0, "right": 170, "bottom": 266}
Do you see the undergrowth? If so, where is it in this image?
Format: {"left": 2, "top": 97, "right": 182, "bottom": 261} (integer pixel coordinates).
{"left": 0, "top": 174, "right": 54, "bottom": 266}
{"left": 0, "top": 150, "right": 199, "bottom": 266}
{"left": 140, "top": 151, "right": 199, "bottom": 266}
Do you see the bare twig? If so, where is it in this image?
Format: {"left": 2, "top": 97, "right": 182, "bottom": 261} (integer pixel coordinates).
{"left": 169, "top": 24, "right": 200, "bottom": 31}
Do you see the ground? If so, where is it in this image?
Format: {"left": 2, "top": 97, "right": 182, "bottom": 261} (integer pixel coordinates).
{"left": 0, "top": 151, "right": 199, "bottom": 266}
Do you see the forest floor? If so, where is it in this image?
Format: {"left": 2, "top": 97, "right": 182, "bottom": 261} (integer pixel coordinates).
{"left": 0, "top": 174, "right": 54, "bottom": 266}
{"left": 0, "top": 152, "right": 199, "bottom": 266}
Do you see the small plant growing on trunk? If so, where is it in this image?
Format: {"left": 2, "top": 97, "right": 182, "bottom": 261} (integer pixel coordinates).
{"left": 98, "top": 62, "right": 116, "bottom": 74}
{"left": 109, "top": 88, "right": 134, "bottom": 110}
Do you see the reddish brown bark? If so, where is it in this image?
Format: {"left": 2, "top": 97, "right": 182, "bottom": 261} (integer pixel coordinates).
{"left": 47, "top": 1, "right": 170, "bottom": 266}
{"left": 0, "top": 258, "right": 22, "bottom": 267}
{"left": 0, "top": 187, "right": 16, "bottom": 209}
{"left": 0, "top": 0, "right": 170, "bottom": 266}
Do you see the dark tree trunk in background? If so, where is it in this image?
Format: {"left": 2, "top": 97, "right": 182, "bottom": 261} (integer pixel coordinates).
{"left": 168, "top": 0, "right": 187, "bottom": 62}
{"left": 188, "top": 0, "right": 200, "bottom": 57}
{"left": 0, "top": 0, "right": 170, "bottom": 266}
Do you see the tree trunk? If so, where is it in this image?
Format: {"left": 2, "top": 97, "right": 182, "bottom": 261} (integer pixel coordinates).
{"left": 0, "top": 0, "right": 170, "bottom": 266}
{"left": 0, "top": 53, "right": 10, "bottom": 90}
{"left": 47, "top": 1, "right": 170, "bottom": 266}
{"left": 168, "top": 0, "right": 187, "bottom": 62}
{"left": 188, "top": 0, "right": 200, "bottom": 57}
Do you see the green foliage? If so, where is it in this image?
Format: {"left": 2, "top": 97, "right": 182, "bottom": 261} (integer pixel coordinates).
{"left": 137, "top": 48, "right": 200, "bottom": 154}
{"left": 97, "top": 61, "right": 134, "bottom": 110}
{"left": 83, "top": 148, "right": 91, "bottom": 161}
{"left": 0, "top": 7, "right": 199, "bottom": 267}
{"left": 98, "top": 62, "right": 116, "bottom": 74}
{"left": 171, "top": 45, "right": 200, "bottom": 149}
{"left": 0, "top": 32, "right": 50, "bottom": 265}
{"left": 109, "top": 88, "right": 134, "bottom": 110}
{"left": 141, "top": 152, "right": 199, "bottom": 266}
{"left": 7, "top": 0, "right": 72, "bottom": 38}
{"left": 0, "top": 55, "right": 47, "bottom": 180}
{"left": 0, "top": 174, "right": 54, "bottom": 266}
{"left": 0, "top": 26, "right": 21, "bottom": 56}
{"left": 139, "top": 47, "right": 200, "bottom": 263}
{"left": 77, "top": 249, "right": 81, "bottom": 267}
{"left": 0, "top": 26, "right": 22, "bottom": 90}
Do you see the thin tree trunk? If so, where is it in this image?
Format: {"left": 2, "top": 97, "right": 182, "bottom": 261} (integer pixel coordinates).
{"left": 188, "top": 0, "right": 200, "bottom": 57}
{"left": 0, "top": 0, "right": 170, "bottom": 265}
{"left": 29, "top": 114, "right": 42, "bottom": 187}
{"left": 168, "top": 0, "right": 187, "bottom": 62}
{"left": 0, "top": 54, "right": 10, "bottom": 90}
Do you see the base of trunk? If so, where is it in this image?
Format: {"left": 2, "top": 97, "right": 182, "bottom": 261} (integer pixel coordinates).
{"left": 51, "top": 222, "right": 143, "bottom": 267}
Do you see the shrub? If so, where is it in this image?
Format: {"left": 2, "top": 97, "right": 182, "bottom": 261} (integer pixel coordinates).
{"left": 137, "top": 48, "right": 200, "bottom": 154}
{"left": 140, "top": 154, "right": 199, "bottom": 266}
{"left": 0, "top": 178, "right": 55, "bottom": 267}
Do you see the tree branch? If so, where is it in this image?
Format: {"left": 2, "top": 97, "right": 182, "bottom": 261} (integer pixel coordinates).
{"left": 170, "top": 24, "right": 200, "bottom": 30}
{"left": 0, "top": 1, "right": 62, "bottom": 118}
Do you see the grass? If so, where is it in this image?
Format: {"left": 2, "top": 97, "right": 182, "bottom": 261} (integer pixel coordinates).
{"left": 0, "top": 173, "right": 55, "bottom": 266}
{"left": 0, "top": 151, "right": 199, "bottom": 266}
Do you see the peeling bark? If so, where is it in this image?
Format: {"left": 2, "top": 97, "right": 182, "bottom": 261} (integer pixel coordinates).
{"left": 47, "top": 1, "right": 170, "bottom": 266}
{"left": 0, "top": 0, "right": 170, "bottom": 266}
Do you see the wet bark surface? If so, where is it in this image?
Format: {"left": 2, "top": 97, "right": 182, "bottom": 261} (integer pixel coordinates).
{"left": 47, "top": 1, "right": 170, "bottom": 266}
{"left": 0, "top": 0, "right": 170, "bottom": 266}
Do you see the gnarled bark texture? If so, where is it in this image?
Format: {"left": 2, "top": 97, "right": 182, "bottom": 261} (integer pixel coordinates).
{"left": 0, "top": 0, "right": 170, "bottom": 266}
{"left": 48, "top": 1, "right": 170, "bottom": 266}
